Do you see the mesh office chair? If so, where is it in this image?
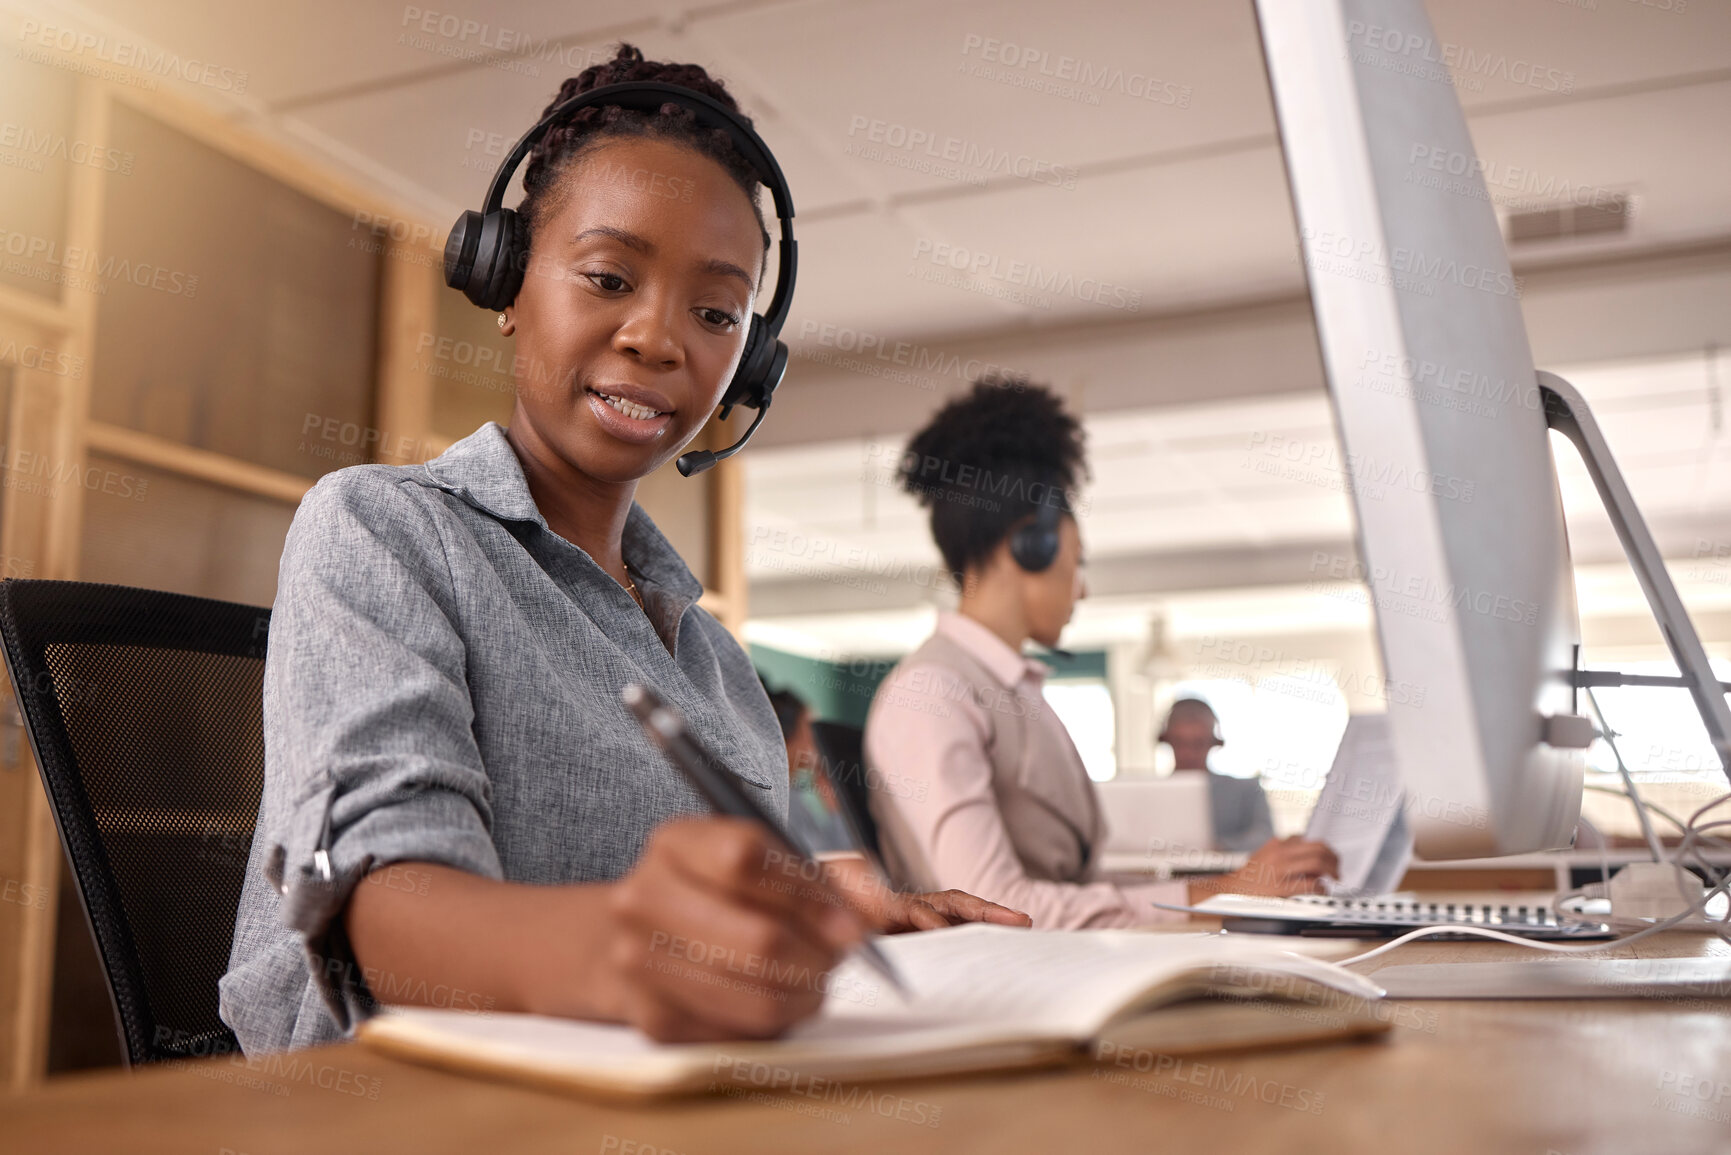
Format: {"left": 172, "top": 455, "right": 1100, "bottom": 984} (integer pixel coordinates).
{"left": 810, "top": 720, "right": 881, "bottom": 860}
{"left": 0, "top": 580, "right": 269, "bottom": 1066}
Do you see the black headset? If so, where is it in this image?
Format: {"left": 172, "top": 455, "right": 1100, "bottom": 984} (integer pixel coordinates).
{"left": 1008, "top": 501, "right": 1064, "bottom": 573}
{"left": 443, "top": 81, "right": 797, "bottom": 477}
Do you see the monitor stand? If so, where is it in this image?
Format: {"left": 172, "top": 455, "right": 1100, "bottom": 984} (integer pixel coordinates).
{"left": 1540, "top": 371, "right": 1731, "bottom": 787}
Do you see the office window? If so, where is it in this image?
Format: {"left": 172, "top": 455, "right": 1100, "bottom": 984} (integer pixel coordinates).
{"left": 1585, "top": 659, "right": 1731, "bottom": 780}
{"left": 1045, "top": 680, "right": 1117, "bottom": 781}
{"left": 1577, "top": 659, "right": 1731, "bottom": 842}
{"left": 1164, "top": 675, "right": 1350, "bottom": 788}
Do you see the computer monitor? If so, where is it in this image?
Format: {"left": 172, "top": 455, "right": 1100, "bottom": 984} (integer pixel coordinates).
{"left": 1254, "top": 0, "right": 1586, "bottom": 858}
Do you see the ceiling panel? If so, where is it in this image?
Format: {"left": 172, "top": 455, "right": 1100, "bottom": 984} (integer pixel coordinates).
{"left": 36, "top": 0, "right": 1729, "bottom": 345}
{"left": 67, "top": 0, "right": 665, "bottom": 106}
{"left": 1428, "top": 0, "right": 1731, "bottom": 107}
{"left": 1467, "top": 81, "right": 1731, "bottom": 252}
{"left": 692, "top": 0, "right": 1277, "bottom": 196}
{"left": 284, "top": 21, "right": 874, "bottom": 220}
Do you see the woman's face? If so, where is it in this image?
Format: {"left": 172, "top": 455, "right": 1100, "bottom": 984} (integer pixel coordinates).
{"left": 505, "top": 136, "right": 765, "bottom": 483}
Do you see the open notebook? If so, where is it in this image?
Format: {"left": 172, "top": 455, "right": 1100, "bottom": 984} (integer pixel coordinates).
{"left": 357, "top": 925, "right": 1390, "bottom": 1098}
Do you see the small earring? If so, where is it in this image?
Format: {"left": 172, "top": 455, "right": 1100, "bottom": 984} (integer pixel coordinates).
{"left": 496, "top": 313, "right": 508, "bottom": 330}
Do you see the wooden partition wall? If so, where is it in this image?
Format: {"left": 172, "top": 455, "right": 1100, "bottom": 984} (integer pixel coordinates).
{"left": 0, "top": 65, "right": 745, "bottom": 1086}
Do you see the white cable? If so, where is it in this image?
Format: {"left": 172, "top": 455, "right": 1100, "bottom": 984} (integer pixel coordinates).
{"left": 1669, "top": 806, "right": 1731, "bottom": 939}
{"left": 1583, "top": 783, "right": 1731, "bottom": 853}
{"left": 1584, "top": 686, "right": 1667, "bottom": 863}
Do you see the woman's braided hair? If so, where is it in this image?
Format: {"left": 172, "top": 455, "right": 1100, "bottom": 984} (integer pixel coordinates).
{"left": 517, "top": 43, "right": 771, "bottom": 271}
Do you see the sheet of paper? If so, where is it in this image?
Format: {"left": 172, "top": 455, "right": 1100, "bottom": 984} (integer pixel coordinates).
{"left": 1305, "top": 714, "right": 1413, "bottom": 894}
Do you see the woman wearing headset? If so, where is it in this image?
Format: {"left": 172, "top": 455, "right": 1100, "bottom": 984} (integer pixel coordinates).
{"left": 220, "top": 46, "right": 1023, "bottom": 1056}
{"left": 865, "top": 379, "right": 1338, "bottom": 927}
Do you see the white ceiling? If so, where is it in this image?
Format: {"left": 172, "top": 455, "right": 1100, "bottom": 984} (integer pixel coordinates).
{"left": 31, "top": 0, "right": 1731, "bottom": 344}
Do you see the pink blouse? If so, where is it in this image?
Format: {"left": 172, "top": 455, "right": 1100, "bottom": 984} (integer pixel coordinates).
{"left": 864, "top": 612, "right": 1188, "bottom": 928}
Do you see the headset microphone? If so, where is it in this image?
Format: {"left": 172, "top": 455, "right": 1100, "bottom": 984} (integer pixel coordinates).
{"left": 444, "top": 81, "right": 797, "bottom": 476}
{"left": 676, "top": 395, "right": 776, "bottom": 476}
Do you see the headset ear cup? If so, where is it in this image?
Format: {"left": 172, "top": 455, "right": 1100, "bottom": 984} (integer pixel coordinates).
{"left": 482, "top": 208, "right": 526, "bottom": 311}
{"left": 721, "top": 315, "right": 770, "bottom": 410}
{"left": 1010, "top": 508, "right": 1062, "bottom": 572}
{"left": 459, "top": 210, "right": 505, "bottom": 308}
{"left": 1033, "top": 528, "right": 1059, "bottom": 572}
{"left": 760, "top": 339, "right": 788, "bottom": 403}
{"left": 1010, "top": 527, "right": 1054, "bottom": 573}
{"left": 444, "top": 210, "right": 484, "bottom": 296}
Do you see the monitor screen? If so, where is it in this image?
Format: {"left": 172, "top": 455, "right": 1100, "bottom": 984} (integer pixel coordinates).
{"left": 1256, "top": 0, "right": 1585, "bottom": 857}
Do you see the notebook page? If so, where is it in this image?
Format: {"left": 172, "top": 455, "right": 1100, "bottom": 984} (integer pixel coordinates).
{"left": 360, "top": 927, "right": 1380, "bottom": 1092}
{"left": 814, "top": 924, "right": 1375, "bottom": 1037}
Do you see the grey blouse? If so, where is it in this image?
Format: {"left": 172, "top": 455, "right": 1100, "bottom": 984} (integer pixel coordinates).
{"left": 218, "top": 422, "right": 787, "bottom": 1054}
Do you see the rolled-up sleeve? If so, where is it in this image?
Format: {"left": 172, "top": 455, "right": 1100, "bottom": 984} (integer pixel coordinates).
{"left": 250, "top": 470, "right": 501, "bottom": 1036}
{"left": 865, "top": 665, "right": 1186, "bottom": 930}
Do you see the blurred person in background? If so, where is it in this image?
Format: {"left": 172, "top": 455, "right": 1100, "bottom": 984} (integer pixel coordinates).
{"left": 763, "top": 683, "right": 853, "bottom": 854}
{"left": 864, "top": 378, "right": 1339, "bottom": 928}
{"left": 1159, "top": 696, "right": 1277, "bottom": 852}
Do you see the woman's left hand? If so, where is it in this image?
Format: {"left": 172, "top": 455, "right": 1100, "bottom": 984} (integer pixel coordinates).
{"left": 820, "top": 856, "right": 1032, "bottom": 933}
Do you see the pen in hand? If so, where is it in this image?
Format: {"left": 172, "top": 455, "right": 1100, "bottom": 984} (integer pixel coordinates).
{"left": 621, "top": 683, "right": 911, "bottom": 1000}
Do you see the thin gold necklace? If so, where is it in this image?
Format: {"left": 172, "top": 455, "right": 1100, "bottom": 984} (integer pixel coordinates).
{"left": 622, "top": 563, "right": 644, "bottom": 609}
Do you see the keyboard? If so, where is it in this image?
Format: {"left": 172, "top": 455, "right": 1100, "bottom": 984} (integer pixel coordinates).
{"left": 1193, "top": 893, "right": 1614, "bottom": 940}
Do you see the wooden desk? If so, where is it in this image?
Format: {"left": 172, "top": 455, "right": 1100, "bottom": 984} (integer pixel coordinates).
{"left": 3, "top": 931, "right": 1728, "bottom": 1155}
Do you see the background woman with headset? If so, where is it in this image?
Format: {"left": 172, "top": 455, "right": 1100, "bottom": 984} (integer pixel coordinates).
{"left": 219, "top": 45, "right": 1024, "bottom": 1056}
{"left": 864, "top": 379, "right": 1339, "bottom": 927}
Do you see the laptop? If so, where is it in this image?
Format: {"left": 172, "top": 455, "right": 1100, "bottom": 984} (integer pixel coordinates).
{"left": 1093, "top": 775, "right": 1247, "bottom": 875}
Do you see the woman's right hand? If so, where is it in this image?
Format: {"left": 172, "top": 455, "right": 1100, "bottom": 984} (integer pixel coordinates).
{"left": 568, "top": 816, "right": 871, "bottom": 1042}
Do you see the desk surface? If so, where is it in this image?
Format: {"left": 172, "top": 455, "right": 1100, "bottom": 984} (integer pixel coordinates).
{"left": 4, "top": 929, "right": 1729, "bottom": 1155}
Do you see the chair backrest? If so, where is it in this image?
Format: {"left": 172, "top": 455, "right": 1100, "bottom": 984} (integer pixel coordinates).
{"left": 809, "top": 720, "right": 881, "bottom": 860}
{"left": 0, "top": 580, "right": 269, "bottom": 1067}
